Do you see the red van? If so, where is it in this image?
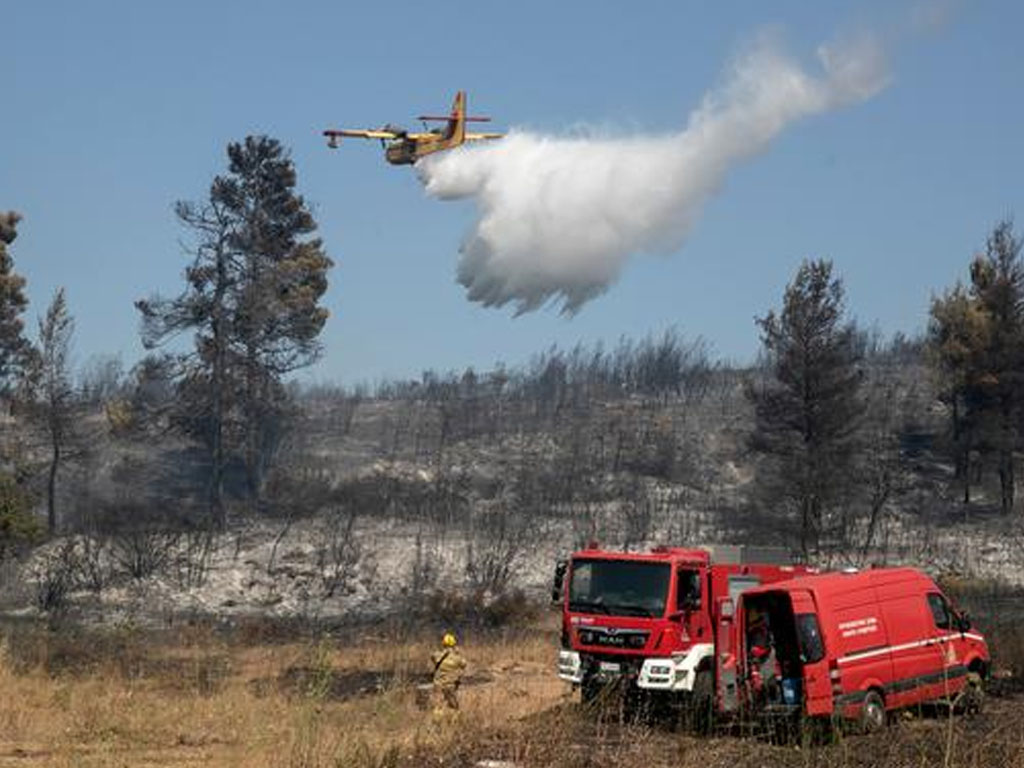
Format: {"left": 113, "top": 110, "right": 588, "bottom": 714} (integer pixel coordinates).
{"left": 728, "top": 567, "right": 989, "bottom": 730}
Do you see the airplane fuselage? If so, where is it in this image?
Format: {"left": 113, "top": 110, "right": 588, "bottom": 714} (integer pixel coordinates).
{"left": 385, "top": 132, "right": 455, "bottom": 165}
{"left": 385, "top": 141, "right": 418, "bottom": 165}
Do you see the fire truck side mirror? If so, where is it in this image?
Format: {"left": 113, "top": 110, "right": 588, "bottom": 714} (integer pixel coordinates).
{"left": 551, "top": 559, "right": 568, "bottom": 604}
{"left": 956, "top": 611, "right": 972, "bottom": 633}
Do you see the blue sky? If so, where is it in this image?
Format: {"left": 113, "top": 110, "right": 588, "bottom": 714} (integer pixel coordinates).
{"left": 4, "top": 0, "right": 1023, "bottom": 385}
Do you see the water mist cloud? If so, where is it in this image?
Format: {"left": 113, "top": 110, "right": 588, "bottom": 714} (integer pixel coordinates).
{"left": 418, "top": 31, "right": 890, "bottom": 315}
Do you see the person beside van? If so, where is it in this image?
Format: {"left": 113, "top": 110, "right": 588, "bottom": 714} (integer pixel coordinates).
{"left": 747, "top": 608, "right": 779, "bottom": 702}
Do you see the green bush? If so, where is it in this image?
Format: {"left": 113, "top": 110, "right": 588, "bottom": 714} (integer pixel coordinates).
{"left": 0, "top": 472, "right": 41, "bottom": 560}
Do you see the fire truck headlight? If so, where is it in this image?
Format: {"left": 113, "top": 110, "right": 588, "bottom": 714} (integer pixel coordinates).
{"left": 650, "top": 665, "right": 671, "bottom": 675}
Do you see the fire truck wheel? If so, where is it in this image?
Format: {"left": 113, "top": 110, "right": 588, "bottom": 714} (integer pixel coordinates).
{"left": 682, "top": 671, "right": 715, "bottom": 734}
{"left": 692, "top": 671, "right": 716, "bottom": 733}
{"left": 859, "top": 690, "right": 886, "bottom": 734}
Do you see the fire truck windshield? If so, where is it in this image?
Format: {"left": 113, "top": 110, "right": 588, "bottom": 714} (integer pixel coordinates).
{"left": 568, "top": 559, "right": 671, "bottom": 618}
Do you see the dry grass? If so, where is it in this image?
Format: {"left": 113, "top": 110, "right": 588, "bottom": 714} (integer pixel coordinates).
{"left": 1, "top": 612, "right": 1023, "bottom": 768}
{"left": 0, "top": 617, "right": 565, "bottom": 767}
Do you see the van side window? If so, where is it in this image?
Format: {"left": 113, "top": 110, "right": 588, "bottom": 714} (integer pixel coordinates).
{"left": 796, "top": 613, "right": 825, "bottom": 664}
{"left": 927, "top": 593, "right": 951, "bottom": 630}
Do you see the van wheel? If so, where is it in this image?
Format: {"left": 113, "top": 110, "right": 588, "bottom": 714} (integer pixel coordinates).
{"left": 859, "top": 690, "right": 886, "bottom": 734}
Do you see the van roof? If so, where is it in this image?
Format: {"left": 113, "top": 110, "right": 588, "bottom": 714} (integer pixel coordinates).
{"left": 742, "top": 566, "right": 934, "bottom": 600}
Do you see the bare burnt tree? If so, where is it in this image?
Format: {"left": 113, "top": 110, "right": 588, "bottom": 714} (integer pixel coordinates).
{"left": 31, "top": 288, "right": 76, "bottom": 535}
{"left": 407, "top": 528, "right": 441, "bottom": 599}
{"left": 125, "top": 355, "right": 178, "bottom": 429}
{"left": 175, "top": 526, "right": 217, "bottom": 589}
{"left": 300, "top": 383, "right": 364, "bottom": 436}
{"left": 464, "top": 506, "right": 533, "bottom": 595}
{"left": 315, "top": 505, "right": 360, "bottom": 598}
{"left": 78, "top": 354, "right": 125, "bottom": 407}
{"left": 31, "top": 538, "right": 77, "bottom": 615}
{"left": 110, "top": 529, "right": 179, "bottom": 581}
{"left": 87, "top": 494, "right": 190, "bottom": 582}
{"left": 620, "top": 475, "right": 655, "bottom": 551}
{"left": 854, "top": 358, "right": 905, "bottom": 562}
{"left": 630, "top": 330, "right": 708, "bottom": 401}
{"left": 263, "top": 454, "right": 334, "bottom": 574}
{"left": 74, "top": 533, "right": 110, "bottom": 594}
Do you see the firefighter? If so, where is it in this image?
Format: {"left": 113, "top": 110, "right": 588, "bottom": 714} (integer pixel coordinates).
{"left": 747, "top": 608, "right": 779, "bottom": 702}
{"left": 430, "top": 631, "right": 467, "bottom": 713}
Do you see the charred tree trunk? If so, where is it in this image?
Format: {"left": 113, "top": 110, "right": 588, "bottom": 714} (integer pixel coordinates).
{"left": 47, "top": 440, "right": 59, "bottom": 535}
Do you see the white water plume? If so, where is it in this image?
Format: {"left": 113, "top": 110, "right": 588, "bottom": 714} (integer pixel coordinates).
{"left": 418, "top": 31, "right": 890, "bottom": 314}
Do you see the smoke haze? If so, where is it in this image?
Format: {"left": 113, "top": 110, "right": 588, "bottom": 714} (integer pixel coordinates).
{"left": 418, "top": 31, "right": 890, "bottom": 315}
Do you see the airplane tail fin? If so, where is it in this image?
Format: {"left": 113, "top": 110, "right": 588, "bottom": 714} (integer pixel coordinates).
{"left": 448, "top": 90, "right": 466, "bottom": 144}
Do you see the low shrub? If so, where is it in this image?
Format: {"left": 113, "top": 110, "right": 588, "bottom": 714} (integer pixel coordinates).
{"left": 424, "top": 587, "right": 539, "bottom": 629}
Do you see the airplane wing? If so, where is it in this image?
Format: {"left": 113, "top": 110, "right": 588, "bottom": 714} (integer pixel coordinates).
{"left": 465, "top": 132, "right": 504, "bottom": 141}
{"left": 323, "top": 129, "right": 400, "bottom": 141}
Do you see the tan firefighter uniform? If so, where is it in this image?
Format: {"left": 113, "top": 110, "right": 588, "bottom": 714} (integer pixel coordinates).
{"left": 430, "top": 633, "right": 467, "bottom": 712}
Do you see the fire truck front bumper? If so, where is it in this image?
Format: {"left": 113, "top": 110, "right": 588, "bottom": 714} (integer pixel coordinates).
{"left": 637, "top": 643, "right": 714, "bottom": 692}
{"left": 557, "top": 650, "right": 583, "bottom": 684}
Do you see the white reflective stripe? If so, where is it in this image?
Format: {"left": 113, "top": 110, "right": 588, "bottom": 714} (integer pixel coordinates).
{"left": 837, "top": 632, "right": 984, "bottom": 666}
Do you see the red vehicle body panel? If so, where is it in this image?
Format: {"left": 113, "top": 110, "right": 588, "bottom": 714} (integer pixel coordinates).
{"left": 563, "top": 547, "right": 808, "bottom": 656}
{"left": 738, "top": 568, "right": 989, "bottom": 722}
{"left": 557, "top": 545, "right": 813, "bottom": 706}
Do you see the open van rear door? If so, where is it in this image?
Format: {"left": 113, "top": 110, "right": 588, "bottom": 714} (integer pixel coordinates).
{"left": 791, "top": 589, "right": 832, "bottom": 715}
{"left": 716, "top": 597, "right": 739, "bottom": 712}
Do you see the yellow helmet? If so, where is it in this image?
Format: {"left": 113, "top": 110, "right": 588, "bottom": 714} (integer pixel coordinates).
{"left": 442, "top": 632, "right": 457, "bottom": 647}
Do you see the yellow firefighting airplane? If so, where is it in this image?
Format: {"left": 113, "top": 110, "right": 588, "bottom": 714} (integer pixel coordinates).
{"left": 323, "top": 91, "right": 503, "bottom": 165}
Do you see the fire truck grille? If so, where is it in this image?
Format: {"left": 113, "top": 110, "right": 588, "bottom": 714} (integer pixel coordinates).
{"left": 577, "top": 627, "right": 649, "bottom": 649}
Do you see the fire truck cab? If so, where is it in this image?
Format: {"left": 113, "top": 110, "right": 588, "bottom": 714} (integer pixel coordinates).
{"left": 556, "top": 544, "right": 813, "bottom": 705}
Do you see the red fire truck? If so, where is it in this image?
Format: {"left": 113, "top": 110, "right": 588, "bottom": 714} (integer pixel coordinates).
{"left": 555, "top": 544, "right": 814, "bottom": 708}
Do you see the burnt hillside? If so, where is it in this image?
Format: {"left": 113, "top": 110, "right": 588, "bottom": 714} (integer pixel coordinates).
{"left": 2, "top": 333, "right": 1021, "bottom": 624}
